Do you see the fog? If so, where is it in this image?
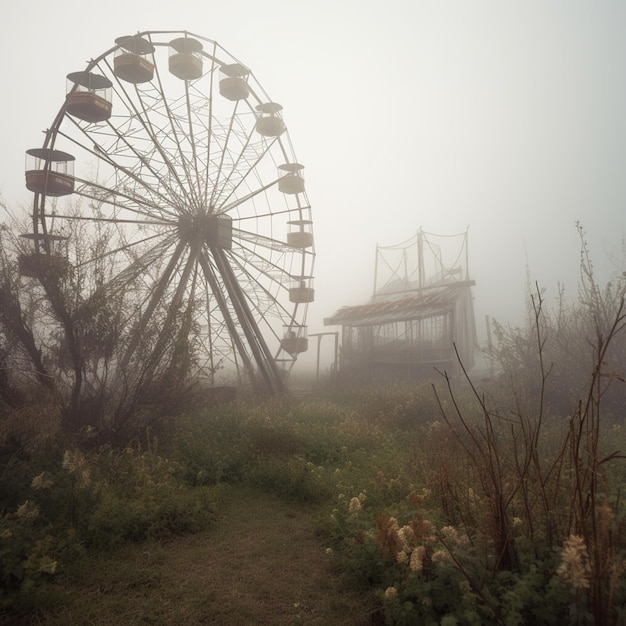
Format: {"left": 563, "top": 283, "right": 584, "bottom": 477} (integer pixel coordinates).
{"left": 2, "top": 1, "right": 625, "bottom": 378}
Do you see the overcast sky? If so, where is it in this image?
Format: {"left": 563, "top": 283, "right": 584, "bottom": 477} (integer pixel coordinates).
{"left": 2, "top": 1, "right": 625, "bottom": 374}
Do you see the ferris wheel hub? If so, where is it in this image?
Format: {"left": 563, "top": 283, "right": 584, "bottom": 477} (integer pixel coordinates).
{"left": 177, "top": 213, "right": 233, "bottom": 249}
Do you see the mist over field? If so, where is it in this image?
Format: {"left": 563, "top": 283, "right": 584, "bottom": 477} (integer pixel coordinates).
{"left": 2, "top": 2, "right": 625, "bottom": 381}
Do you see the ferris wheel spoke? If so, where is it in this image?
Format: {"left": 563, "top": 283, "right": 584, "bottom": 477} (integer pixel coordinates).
{"left": 200, "top": 53, "right": 219, "bottom": 206}
{"left": 139, "top": 244, "right": 201, "bottom": 378}
{"left": 233, "top": 227, "right": 293, "bottom": 254}
{"left": 210, "top": 247, "right": 284, "bottom": 393}
{"left": 44, "top": 211, "right": 169, "bottom": 228}
{"left": 69, "top": 181, "right": 178, "bottom": 223}
{"left": 96, "top": 231, "right": 180, "bottom": 299}
{"left": 209, "top": 108, "right": 264, "bottom": 210}
{"left": 226, "top": 249, "right": 294, "bottom": 321}
{"left": 234, "top": 205, "right": 311, "bottom": 223}
{"left": 97, "top": 59, "right": 192, "bottom": 208}
{"left": 185, "top": 76, "right": 222, "bottom": 208}
{"left": 119, "top": 237, "right": 189, "bottom": 370}
{"left": 150, "top": 61, "right": 204, "bottom": 210}
{"left": 214, "top": 133, "right": 284, "bottom": 214}
{"left": 228, "top": 248, "right": 289, "bottom": 293}
{"left": 218, "top": 178, "right": 279, "bottom": 216}
{"left": 231, "top": 236, "right": 298, "bottom": 286}
{"left": 71, "top": 231, "right": 171, "bottom": 275}
{"left": 58, "top": 116, "right": 185, "bottom": 213}
{"left": 197, "top": 249, "right": 259, "bottom": 385}
{"left": 224, "top": 254, "right": 294, "bottom": 326}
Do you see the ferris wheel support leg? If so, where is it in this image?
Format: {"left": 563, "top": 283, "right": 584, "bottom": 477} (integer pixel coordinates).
{"left": 212, "top": 248, "right": 286, "bottom": 396}
{"left": 197, "top": 252, "right": 269, "bottom": 393}
{"left": 119, "top": 239, "right": 188, "bottom": 372}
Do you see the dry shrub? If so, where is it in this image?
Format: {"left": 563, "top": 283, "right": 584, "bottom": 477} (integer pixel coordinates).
{"left": 0, "top": 393, "right": 62, "bottom": 455}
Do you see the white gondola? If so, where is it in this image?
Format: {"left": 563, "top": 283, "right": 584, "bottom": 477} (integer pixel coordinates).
{"left": 219, "top": 63, "right": 250, "bottom": 100}
{"left": 255, "top": 102, "right": 285, "bottom": 137}
{"left": 169, "top": 36, "right": 203, "bottom": 80}
{"left": 65, "top": 71, "right": 113, "bottom": 123}
{"left": 289, "top": 277, "right": 314, "bottom": 303}
{"left": 114, "top": 35, "right": 155, "bottom": 84}
{"left": 18, "top": 233, "right": 69, "bottom": 278}
{"left": 278, "top": 163, "right": 305, "bottom": 194}
{"left": 281, "top": 326, "right": 308, "bottom": 354}
{"left": 287, "top": 220, "right": 313, "bottom": 249}
{"left": 25, "top": 148, "right": 75, "bottom": 197}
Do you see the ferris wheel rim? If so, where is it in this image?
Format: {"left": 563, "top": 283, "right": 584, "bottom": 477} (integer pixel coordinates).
{"left": 25, "top": 29, "right": 315, "bottom": 392}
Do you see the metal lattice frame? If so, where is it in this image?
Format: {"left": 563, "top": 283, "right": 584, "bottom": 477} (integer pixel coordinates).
{"left": 25, "top": 30, "right": 315, "bottom": 394}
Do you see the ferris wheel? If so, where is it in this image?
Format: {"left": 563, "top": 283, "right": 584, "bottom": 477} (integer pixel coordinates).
{"left": 22, "top": 30, "right": 315, "bottom": 395}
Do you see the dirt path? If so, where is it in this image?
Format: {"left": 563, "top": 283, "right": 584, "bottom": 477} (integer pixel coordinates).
{"left": 36, "top": 486, "right": 374, "bottom": 625}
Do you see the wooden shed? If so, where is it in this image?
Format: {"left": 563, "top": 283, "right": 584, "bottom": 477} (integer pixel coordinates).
{"left": 324, "top": 229, "right": 477, "bottom": 382}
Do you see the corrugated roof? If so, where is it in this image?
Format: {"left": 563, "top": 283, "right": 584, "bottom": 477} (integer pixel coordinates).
{"left": 324, "top": 281, "right": 475, "bottom": 327}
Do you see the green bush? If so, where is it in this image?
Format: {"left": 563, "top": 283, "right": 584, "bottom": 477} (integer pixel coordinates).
{"left": 246, "top": 454, "right": 332, "bottom": 503}
{"left": 0, "top": 441, "right": 222, "bottom": 612}
{"left": 170, "top": 404, "right": 252, "bottom": 485}
{"left": 0, "top": 498, "right": 83, "bottom": 612}
{"left": 71, "top": 446, "right": 220, "bottom": 549}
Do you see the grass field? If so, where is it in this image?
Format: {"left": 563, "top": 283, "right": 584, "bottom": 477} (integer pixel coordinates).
{"left": 2, "top": 376, "right": 626, "bottom": 624}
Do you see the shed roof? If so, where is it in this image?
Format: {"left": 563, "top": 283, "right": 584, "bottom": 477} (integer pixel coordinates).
{"left": 324, "top": 280, "right": 475, "bottom": 327}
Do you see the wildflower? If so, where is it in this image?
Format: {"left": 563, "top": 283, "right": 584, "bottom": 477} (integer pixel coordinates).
{"left": 409, "top": 487, "right": 431, "bottom": 507}
{"left": 428, "top": 420, "right": 443, "bottom": 433}
{"left": 410, "top": 545, "right": 426, "bottom": 572}
{"left": 512, "top": 516, "right": 523, "bottom": 529}
{"left": 440, "top": 525, "right": 458, "bottom": 543}
{"left": 348, "top": 497, "right": 362, "bottom": 514}
{"left": 38, "top": 556, "right": 58, "bottom": 575}
{"left": 596, "top": 503, "right": 614, "bottom": 530}
{"left": 408, "top": 490, "right": 423, "bottom": 507}
{"left": 15, "top": 500, "right": 40, "bottom": 521}
{"left": 62, "top": 450, "right": 77, "bottom": 472}
{"left": 62, "top": 450, "right": 91, "bottom": 487}
{"left": 387, "top": 478, "right": 401, "bottom": 489}
{"left": 557, "top": 535, "right": 591, "bottom": 591}
{"left": 431, "top": 550, "right": 448, "bottom": 565}
{"left": 384, "top": 586, "right": 398, "bottom": 600}
{"left": 31, "top": 472, "right": 54, "bottom": 490}
{"left": 398, "top": 525, "right": 415, "bottom": 551}
{"left": 396, "top": 550, "right": 408, "bottom": 565}
{"left": 467, "top": 487, "right": 478, "bottom": 503}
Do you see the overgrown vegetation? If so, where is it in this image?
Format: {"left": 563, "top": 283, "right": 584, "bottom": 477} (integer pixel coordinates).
{"left": 1, "top": 221, "right": 625, "bottom": 623}
{"left": 0, "top": 206, "right": 216, "bottom": 447}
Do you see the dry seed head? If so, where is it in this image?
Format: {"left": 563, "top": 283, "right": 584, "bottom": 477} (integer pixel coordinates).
{"left": 410, "top": 545, "right": 426, "bottom": 571}
{"left": 557, "top": 534, "right": 591, "bottom": 591}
